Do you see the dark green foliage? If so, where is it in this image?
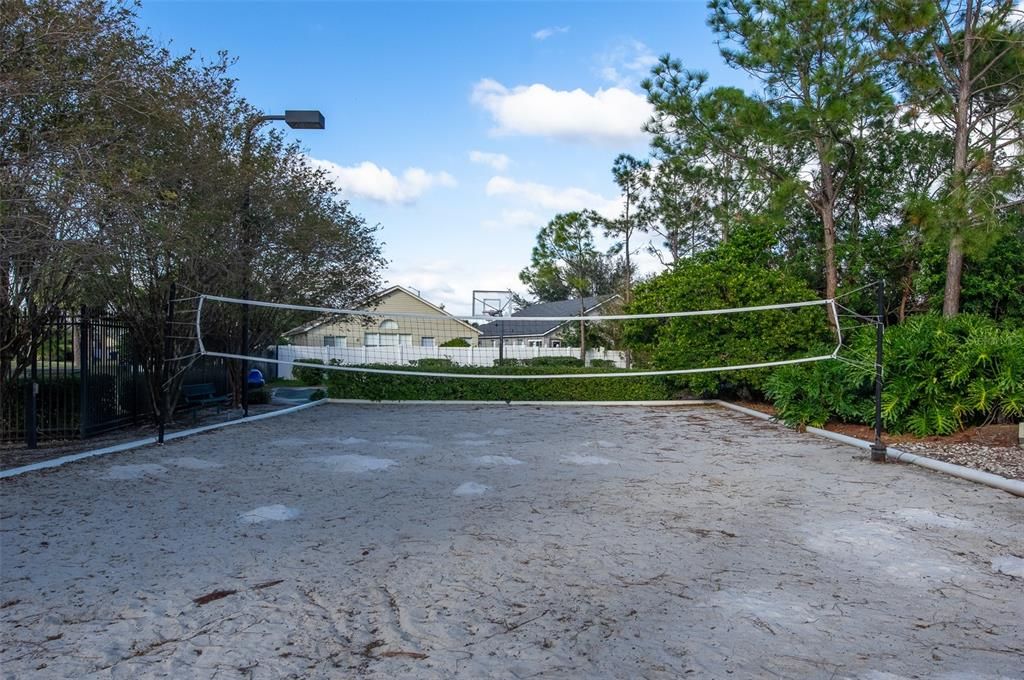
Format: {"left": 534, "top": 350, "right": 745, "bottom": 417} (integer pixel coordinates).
{"left": 918, "top": 221, "right": 1024, "bottom": 325}
{"left": 625, "top": 255, "right": 832, "bottom": 397}
{"left": 766, "top": 315, "right": 1024, "bottom": 435}
{"left": 292, "top": 359, "right": 326, "bottom": 386}
{"left": 325, "top": 365, "right": 673, "bottom": 402}
{"left": 589, "top": 359, "right": 616, "bottom": 368}
{"left": 247, "top": 387, "right": 271, "bottom": 405}
{"left": 410, "top": 358, "right": 455, "bottom": 369}
{"left": 308, "top": 388, "right": 326, "bottom": 401}
{"left": 522, "top": 356, "right": 584, "bottom": 367}
{"left": 765, "top": 331, "right": 875, "bottom": 430}
{"left": 440, "top": 338, "right": 470, "bottom": 348}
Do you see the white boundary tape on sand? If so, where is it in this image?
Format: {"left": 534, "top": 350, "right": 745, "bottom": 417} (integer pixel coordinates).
{"left": 716, "top": 401, "right": 1024, "bottom": 498}
{"left": 0, "top": 400, "right": 327, "bottom": 479}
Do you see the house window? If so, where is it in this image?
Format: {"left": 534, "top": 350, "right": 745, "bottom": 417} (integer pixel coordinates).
{"left": 323, "top": 336, "right": 347, "bottom": 348}
{"left": 420, "top": 337, "right": 435, "bottom": 347}
{"left": 399, "top": 334, "right": 412, "bottom": 346}
{"left": 364, "top": 333, "right": 380, "bottom": 346}
{"left": 380, "top": 334, "right": 399, "bottom": 347}
{"left": 551, "top": 340, "right": 561, "bottom": 348}
{"left": 528, "top": 340, "right": 542, "bottom": 347}
{"left": 380, "top": 319, "right": 399, "bottom": 331}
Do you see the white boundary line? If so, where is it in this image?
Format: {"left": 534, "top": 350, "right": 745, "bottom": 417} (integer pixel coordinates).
{"left": 0, "top": 400, "right": 326, "bottom": 479}
{"left": 715, "top": 401, "right": 1024, "bottom": 498}
{"left": 5, "top": 398, "right": 1020, "bottom": 498}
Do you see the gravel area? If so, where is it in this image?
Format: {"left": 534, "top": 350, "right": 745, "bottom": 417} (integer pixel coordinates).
{"left": 897, "top": 442, "right": 1024, "bottom": 481}
{"left": 2, "top": 403, "right": 1022, "bottom": 679}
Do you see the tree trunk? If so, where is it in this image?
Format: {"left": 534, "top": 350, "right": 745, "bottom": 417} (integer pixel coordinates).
{"left": 821, "top": 207, "right": 838, "bottom": 303}
{"left": 813, "top": 137, "right": 840, "bottom": 310}
{"left": 943, "top": 1, "right": 974, "bottom": 317}
{"left": 942, "top": 233, "right": 964, "bottom": 317}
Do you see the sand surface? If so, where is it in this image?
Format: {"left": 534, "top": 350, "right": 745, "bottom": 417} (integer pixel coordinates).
{"left": 1, "top": 404, "right": 1022, "bottom": 679}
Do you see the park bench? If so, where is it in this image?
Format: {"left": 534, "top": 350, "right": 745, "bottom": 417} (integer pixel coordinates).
{"left": 181, "top": 383, "right": 230, "bottom": 422}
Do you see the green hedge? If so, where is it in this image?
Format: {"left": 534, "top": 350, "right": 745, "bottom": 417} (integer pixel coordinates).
{"left": 292, "top": 358, "right": 326, "bottom": 386}
{"left": 325, "top": 364, "right": 673, "bottom": 401}
{"left": 765, "top": 315, "right": 1024, "bottom": 436}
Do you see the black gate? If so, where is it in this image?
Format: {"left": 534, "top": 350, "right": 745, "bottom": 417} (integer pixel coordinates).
{"left": 0, "top": 312, "right": 151, "bottom": 444}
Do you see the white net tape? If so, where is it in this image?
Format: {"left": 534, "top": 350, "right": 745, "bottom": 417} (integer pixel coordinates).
{"left": 187, "top": 293, "right": 842, "bottom": 380}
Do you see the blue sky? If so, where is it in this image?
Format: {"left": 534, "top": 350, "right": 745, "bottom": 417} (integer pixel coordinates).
{"left": 138, "top": 0, "right": 743, "bottom": 315}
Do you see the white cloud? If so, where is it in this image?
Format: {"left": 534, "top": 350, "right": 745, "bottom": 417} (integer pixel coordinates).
{"left": 533, "top": 26, "right": 569, "bottom": 40}
{"left": 481, "top": 208, "right": 542, "bottom": 232}
{"left": 486, "top": 176, "right": 621, "bottom": 218}
{"left": 468, "top": 150, "right": 511, "bottom": 171}
{"left": 471, "top": 78, "right": 652, "bottom": 144}
{"left": 310, "top": 158, "right": 456, "bottom": 205}
{"left": 599, "top": 39, "right": 659, "bottom": 89}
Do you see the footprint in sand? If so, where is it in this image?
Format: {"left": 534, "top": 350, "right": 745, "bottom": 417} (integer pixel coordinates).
{"left": 239, "top": 505, "right": 301, "bottom": 524}
{"left": 472, "top": 455, "right": 523, "bottom": 466}
{"left": 454, "top": 482, "right": 490, "bottom": 496}
{"left": 315, "top": 455, "right": 397, "bottom": 472}
{"left": 561, "top": 455, "right": 613, "bottom": 466}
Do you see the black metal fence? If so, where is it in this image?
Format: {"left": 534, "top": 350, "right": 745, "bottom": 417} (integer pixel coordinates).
{"left": 1, "top": 312, "right": 147, "bottom": 444}
{"left": 1, "top": 313, "right": 235, "bottom": 446}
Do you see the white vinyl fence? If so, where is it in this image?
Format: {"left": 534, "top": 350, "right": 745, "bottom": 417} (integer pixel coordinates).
{"left": 275, "top": 344, "right": 627, "bottom": 379}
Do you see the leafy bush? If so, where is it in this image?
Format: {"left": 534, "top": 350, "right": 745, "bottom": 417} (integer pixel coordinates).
{"left": 440, "top": 338, "right": 471, "bottom": 347}
{"left": 309, "top": 388, "right": 326, "bottom": 401}
{"left": 625, "top": 256, "right": 831, "bottom": 397}
{"left": 411, "top": 358, "right": 455, "bottom": 369}
{"left": 247, "top": 387, "right": 272, "bottom": 405}
{"left": 325, "top": 364, "right": 673, "bottom": 401}
{"left": 523, "top": 356, "right": 584, "bottom": 367}
{"left": 589, "top": 359, "right": 616, "bottom": 368}
{"left": 292, "top": 359, "right": 326, "bottom": 386}
{"left": 493, "top": 358, "right": 523, "bottom": 367}
{"left": 765, "top": 315, "right": 1024, "bottom": 436}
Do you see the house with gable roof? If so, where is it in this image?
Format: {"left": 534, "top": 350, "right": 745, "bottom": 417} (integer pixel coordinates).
{"left": 475, "top": 295, "right": 620, "bottom": 348}
{"left": 283, "top": 285, "right": 480, "bottom": 349}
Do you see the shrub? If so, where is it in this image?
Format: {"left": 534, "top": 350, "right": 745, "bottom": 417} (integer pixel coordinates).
{"left": 292, "top": 359, "right": 326, "bottom": 386}
{"left": 523, "top": 356, "right": 583, "bottom": 367}
{"left": 440, "top": 338, "right": 471, "bottom": 347}
{"left": 625, "top": 256, "right": 831, "bottom": 397}
{"left": 411, "top": 358, "right": 455, "bottom": 369}
{"left": 247, "top": 387, "right": 272, "bottom": 405}
{"left": 589, "top": 359, "right": 616, "bottom": 368}
{"left": 765, "top": 315, "right": 1024, "bottom": 436}
{"left": 309, "top": 388, "right": 326, "bottom": 401}
{"left": 325, "top": 364, "right": 673, "bottom": 402}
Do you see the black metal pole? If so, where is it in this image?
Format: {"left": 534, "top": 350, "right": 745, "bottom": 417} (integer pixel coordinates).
{"left": 498, "top": 320, "right": 504, "bottom": 365}
{"left": 870, "top": 280, "right": 886, "bottom": 462}
{"left": 159, "top": 282, "right": 176, "bottom": 444}
{"left": 79, "top": 307, "right": 89, "bottom": 440}
{"left": 25, "top": 303, "right": 38, "bottom": 449}
{"left": 239, "top": 120, "right": 262, "bottom": 420}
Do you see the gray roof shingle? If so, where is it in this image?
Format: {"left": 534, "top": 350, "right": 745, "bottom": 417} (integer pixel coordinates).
{"left": 476, "top": 295, "right": 617, "bottom": 339}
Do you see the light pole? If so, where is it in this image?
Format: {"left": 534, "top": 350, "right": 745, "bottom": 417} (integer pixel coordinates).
{"left": 240, "top": 110, "right": 325, "bottom": 417}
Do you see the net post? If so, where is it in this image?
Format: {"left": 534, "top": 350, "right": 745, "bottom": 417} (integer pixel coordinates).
{"left": 79, "top": 306, "right": 89, "bottom": 439}
{"left": 241, "top": 293, "right": 250, "bottom": 418}
{"left": 870, "top": 280, "right": 886, "bottom": 462}
{"left": 159, "top": 282, "right": 175, "bottom": 445}
{"left": 25, "top": 302, "right": 38, "bottom": 450}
